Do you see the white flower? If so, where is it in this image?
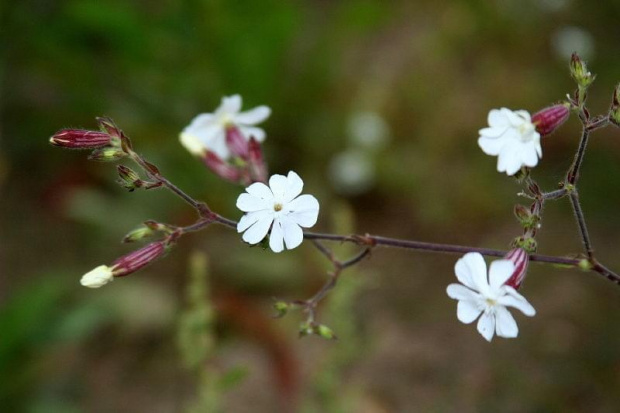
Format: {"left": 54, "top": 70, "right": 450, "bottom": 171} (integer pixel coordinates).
{"left": 478, "top": 108, "right": 542, "bottom": 176}
{"left": 446, "top": 252, "right": 536, "bottom": 342}
{"left": 236, "top": 171, "right": 319, "bottom": 253}
{"left": 180, "top": 94, "right": 271, "bottom": 159}
{"left": 80, "top": 265, "right": 114, "bottom": 288}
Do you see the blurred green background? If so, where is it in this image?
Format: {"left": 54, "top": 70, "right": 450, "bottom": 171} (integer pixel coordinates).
{"left": 2, "top": 0, "right": 620, "bottom": 411}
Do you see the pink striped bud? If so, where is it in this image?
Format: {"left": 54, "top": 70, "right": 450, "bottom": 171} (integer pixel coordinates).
{"left": 203, "top": 151, "right": 243, "bottom": 183}
{"left": 248, "top": 137, "right": 268, "bottom": 183}
{"left": 225, "top": 126, "right": 249, "bottom": 159}
{"left": 503, "top": 248, "right": 529, "bottom": 290}
{"left": 111, "top": 241, "right": 167, "bottom": 277}
{"left": 49, "top": 129, "right": 112, "bottom": 149}
{"left": 532, "top": 104, "right": 570, "bottom": 136}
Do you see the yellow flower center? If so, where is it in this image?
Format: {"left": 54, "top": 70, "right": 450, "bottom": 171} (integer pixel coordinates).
{"left": 274, "top": 203, "right": 283, "bottom": 212}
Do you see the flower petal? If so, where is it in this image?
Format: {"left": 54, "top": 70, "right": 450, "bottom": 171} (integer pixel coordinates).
{"left": 454, "top": 252, "right": 487, "bottom": 292}
{"left": 285, "top": 194, "right": 319, "bottom": 227}
{"left": 269, "top": 173, "right": 289, "bottom": 200}
{"left": 477, "top": 312, "right": 496, "bottom": 342}
{"left": 237, "top": 209, "right": 272, "bottom": 232}
{"left": 497, "top": 141, "right": 523, "bottom": 175}
{"left": 281, "top": 216, "right": 304, "bottom": 250}
{"left": 282, "top": 171, "right": 304, "bottom": 203}
{"left": 520, "top": 143, "right": 540, "bottom": 167}
{"left": 498, "top": 287, "right": 536, "bottom": 316}
{"left": 488, "top": 109, "right": 509, "bottom": 128}
{"left": 239, "top": 126, "right": 266, "bottom": 142}
{"left": 489, "top": 259, "right": 515, "bottom": 290}
{"left": 241, "top": 214, "right": 273, "bottom": 245}
{"left": 478, "top": 135, "right": 505, "bottom": 156}
{"left": 235, "top": 106, "right": 271, "bottom": 125}
{"left": 446, "top": 283, "right": 479, "bottom": 301}
{"left": 457, "top": 300, "right": 483, "bottom": 324}
{"left": 245, "top": 182, "right": 274, "bottom": 201}
{"left": 236, "top": 193, "right": 270, "bottom": 212}
{"left": 269, "top": 218, "right": 285, "bottom": 253}
{"left": 220, "top": 95, "right": 242, "bottom": 114}
{"left": 495, "top": 306, "right": 519, "bottom": 338}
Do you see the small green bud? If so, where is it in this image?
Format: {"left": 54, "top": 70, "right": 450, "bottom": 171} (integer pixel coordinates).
{"left": 316, "top": 324, "right": 337, "bottom": 341}
{"left": 88, "top": 147, "right": 126, "bottom": 162}
{"left": 514, "top": 204, "right": 531, "bottom": 221}
{"left": 273, "top": 301, "right": 289, "bottom": 318}
{"left": 299, "top": 321, "right": 314, "bottom": 338}
{"left": 123, "top": 225, "right": 155, "bottom": 243}
{"left": 578, "top": 259, "right": 593, "bottom": 271}
{"left": 570, "top": 53, "right": 595, "bottom": 89}
{"left": 117, "top": 165, "right": 143, "bottom": 191}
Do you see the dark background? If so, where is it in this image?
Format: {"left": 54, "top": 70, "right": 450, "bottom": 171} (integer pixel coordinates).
{"left": 2, "top": 0, "right": 620, "bottom": 411}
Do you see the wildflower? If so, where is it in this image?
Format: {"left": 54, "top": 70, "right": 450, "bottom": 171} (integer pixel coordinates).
{"left": 446, "top": 252, "right": 536, "bottom": 342}
{"left": 236, "top": 171, "right": 319, "bottom": 253}
{"left": 180, "top": 95, "right": 271, "bottom": 159}
{"left": 478, "top": 108, "right": 542, "bottom": 176}
{"left": 49, "top": 129, "right": 112, "bottom": 149}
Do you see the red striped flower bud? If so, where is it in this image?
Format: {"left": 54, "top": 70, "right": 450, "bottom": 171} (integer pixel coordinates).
{"left": 532, "top": 104, "right": 570, "bottom": 136}
{"left": 50, "top": 129, "right": 112, "bottom": 149}
{"left": 503, "top": 248, "right": 529, "bottom": 290}
{"left": 203, "top": 151, "right": 243, "bottom": 183}
{"left": 111, "top": 241, "right": 167, "bottom": 277}
{"left": 248, "top": 137, "right": 267, "bottom": 183}
{"left": 225, "top": 125, "right": 249, "bottom": 159}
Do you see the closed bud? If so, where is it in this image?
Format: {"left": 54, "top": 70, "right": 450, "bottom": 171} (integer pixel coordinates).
{"left": 610, "top": 84, "right": 620, "bottom": 127}
{"left": 96, "top": 117, "right": 122, "bottom": 139}
{"left": 116, "top": 165, "right": 144, "bottom": 191}
{"left": 88, "top": 147, "right": 126, "bottom": 162}
{"left": 248, "top": 137, "right": 268, "bottom": 183}
{"left": 112, "top": 241, "right": 167, "bottom": 277}
{"left": 299, "top": 321, "right": 314, "bottom": 337}
{"left": 570, "top": 53, "right": 595, "bottom": 89}
{"left": 316, "top": 324, "right": 337, "bottom": 341}
{"left": 225, "top": 126, "right": 249, "bottom": 159}
{"left": 503, "top": 248, "right": 529, "bottom": 290}
{"left": 514, "top": 204, "right": 531, "bottom": 221}
{"left": 532, "top": 104, "right": 570, "bottom": 136}
{"left": 50, "top": 129, "right": 112, "bottom": 149}
{"left": 273, "top": 301, "right": 289, "bottom": 318}
{"left": 122, "top": 224, "right": 155, "bottom": 243}
{"left": 203, "top": 151, "right": 243, "bottom": 183}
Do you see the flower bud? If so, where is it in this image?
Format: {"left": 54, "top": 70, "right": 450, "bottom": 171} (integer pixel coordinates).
{"left": 203, "top": 151, "right": 243, "bottom": 183}
{"left": 116, "top": 165, "right": 144, "bottom": 191}
{"left": 503, "top": 248, "right": 529, "bottom": 290}
{"left": 122, "top": 224, "right": 156, "bottom": 243}
{"left": 112, "top": 241, "right": 167, "bottom": 277}
{"left": 225, "top": 126, "right": 249, "bottom": 159}
{"left": 570, "top": 53, "right": 595, "bottom": 89}
{"left": 532, "top": 104, "right": 570, "bottom": 136}
{"left": 88, "top": 147, "right": 127, "bottom": 162}
{"left": 316, "top": 324, "right": 337, "bottom": 341}
{"left": 273, "top": 301, "right": 290, "bottom": 318}
{"left": 80, "top": 265, "right": 114, "bottom": 288}
{"left": 610, "top": 84, "right": 620, "bottom": 127}
{"left": 49, "top": 129, "right": 112, "bottom": 149}
{"left": 248, "top": 137, "right": 268, "bottom": 183}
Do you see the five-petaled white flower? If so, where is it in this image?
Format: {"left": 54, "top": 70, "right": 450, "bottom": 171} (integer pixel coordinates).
{"left": 80, "top": 265, "right": 114, "bottom": 288}
{"left": 446, "top": 252, "right": 536, "bottom": 342}
{"left": 180, "top": 94, "right": 271, "bottom": 159}
{"left": 236, "top": 171, "right": 319, "bottom": 253}
{"left": 478, "top": 108, "right": 542, "bottom": 176}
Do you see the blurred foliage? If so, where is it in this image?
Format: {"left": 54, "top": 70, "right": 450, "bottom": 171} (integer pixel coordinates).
{"left": 2, "top": 0, "right": 620, "bottom": 411}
